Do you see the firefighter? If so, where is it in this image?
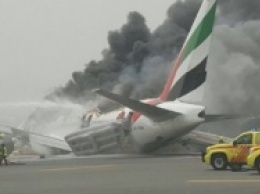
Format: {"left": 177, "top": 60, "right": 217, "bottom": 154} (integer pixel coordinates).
{"left": 0, "top": 144, "right": 8, "bottom": 165}
{"left": 123, "top": 112, "right": 133, "bottom": 136}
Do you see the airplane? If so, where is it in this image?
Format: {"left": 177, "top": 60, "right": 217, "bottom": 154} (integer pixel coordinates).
{"left": 8, "top": 0, "right": 244, "bottom": 156}
{"left": 0, "top": 0, "right": 243, "bottom": 157}
{"left": 93, "top": 0, "right": 227, "bottom": 153}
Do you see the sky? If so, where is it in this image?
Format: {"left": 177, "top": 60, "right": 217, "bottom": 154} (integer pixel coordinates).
{"left": 0, "top": 0, "right": 175, "bottom": 104}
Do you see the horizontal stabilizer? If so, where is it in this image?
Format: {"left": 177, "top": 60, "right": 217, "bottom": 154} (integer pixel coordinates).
{"left": 94, "top": 89, "right": 181, "bottom": 122}
{"left": 202, "top": 114, "right": 254, "bottom": 122}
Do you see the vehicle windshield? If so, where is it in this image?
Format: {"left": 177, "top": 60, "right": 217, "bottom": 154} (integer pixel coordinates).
{"left": 236, "top": 133, "right": 253, "bottom": 145}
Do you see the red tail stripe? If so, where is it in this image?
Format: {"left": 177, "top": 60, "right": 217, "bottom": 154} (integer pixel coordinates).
{"left": 160, "top": 48, "right": 185, "bottom": 101}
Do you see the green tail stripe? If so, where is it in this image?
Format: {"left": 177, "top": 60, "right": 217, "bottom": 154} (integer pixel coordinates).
{"left": 180, "top": 2, "right": 217, "bottom": 64}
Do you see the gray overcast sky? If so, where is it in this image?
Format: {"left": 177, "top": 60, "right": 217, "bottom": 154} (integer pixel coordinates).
{"left": 0, "top": 0, "right": 175, "bottom": 103}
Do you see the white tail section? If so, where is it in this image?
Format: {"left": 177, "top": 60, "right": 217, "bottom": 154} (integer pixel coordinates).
{"left": 159, "top": 0, "right": 217, "bottom": 104}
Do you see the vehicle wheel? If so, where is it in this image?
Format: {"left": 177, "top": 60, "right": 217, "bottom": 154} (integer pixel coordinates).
{"left": 230, "top": 164, "right": 242, "bottom": 172}
{"left": 255, "top": 158, "right": 260, "bottom": 174}
{"left": 211, "top": 154, "right": 228, "bottom": 170}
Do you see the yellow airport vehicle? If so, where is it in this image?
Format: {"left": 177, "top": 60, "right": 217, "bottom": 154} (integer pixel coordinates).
{"left": 202, "top": 130, "right": 260, "bottom": 171}
{"left": 247, "top": 146, "right": 260, "bottom": 173}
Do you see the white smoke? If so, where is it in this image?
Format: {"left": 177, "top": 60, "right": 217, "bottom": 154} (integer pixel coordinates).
{"left": 17, "top": 100, "right": 98, "bottom": 137}
{"left": 0, "top": 101, "right": 82, "bottom": 109}
{"left": 206, "top": 21, "right": 260, "bottom": 114}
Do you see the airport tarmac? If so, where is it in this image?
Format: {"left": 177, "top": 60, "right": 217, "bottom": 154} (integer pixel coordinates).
{"left": 0, "top": 154, "right": 259, "bottom": 194}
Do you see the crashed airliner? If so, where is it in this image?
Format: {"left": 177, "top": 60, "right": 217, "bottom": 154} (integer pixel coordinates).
{"left": 66, "top": 0, "right": 236, "bottom": 155}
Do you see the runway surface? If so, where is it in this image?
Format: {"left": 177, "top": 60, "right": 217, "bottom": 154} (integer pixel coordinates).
{"left": 0, "top": 154, "right": 259, "bottom": 194}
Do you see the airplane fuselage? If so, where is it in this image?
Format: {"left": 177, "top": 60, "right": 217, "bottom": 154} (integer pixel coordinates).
{"left": 130, "top": 100, "right": 205, "bottom": 152}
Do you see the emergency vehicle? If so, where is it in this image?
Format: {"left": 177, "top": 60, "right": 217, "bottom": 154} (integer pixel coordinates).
{"left": 247, "top": 145, "right": 260, "bottom": 173}
{"left": 203, "top": 130, "right": 260, "bottom": 171}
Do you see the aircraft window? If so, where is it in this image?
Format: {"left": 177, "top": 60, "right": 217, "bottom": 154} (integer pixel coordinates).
{"left": 236, "top": 133, "right": 252, "bottom": 145}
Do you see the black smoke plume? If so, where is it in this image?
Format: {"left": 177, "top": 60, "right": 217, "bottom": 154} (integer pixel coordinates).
{"left": 46, "top": 0, "right": 260, "bottom": 116}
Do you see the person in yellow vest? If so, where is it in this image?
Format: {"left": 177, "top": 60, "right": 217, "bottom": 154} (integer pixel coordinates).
{"left": 0, "top": 144, "right": 8, "bottom": 165}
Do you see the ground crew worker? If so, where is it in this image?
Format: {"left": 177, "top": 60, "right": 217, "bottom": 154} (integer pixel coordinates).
{"left": 0, "top": 144, "right": 8, "bottom": 165}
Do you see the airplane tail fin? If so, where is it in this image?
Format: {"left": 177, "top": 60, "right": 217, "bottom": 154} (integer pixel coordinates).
{"left": 159, "top": 0, "right": 217, "bottom": 104}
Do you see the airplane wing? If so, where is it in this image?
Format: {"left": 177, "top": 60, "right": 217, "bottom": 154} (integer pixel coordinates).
{"left": 93, "top": 89, "right": 181, "bottom": 122}
{"left": 0, "top": 125, "right": 71, "bottom": 152}
{"left": 29, "top": 133, "right": 72, "bottom": 152}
